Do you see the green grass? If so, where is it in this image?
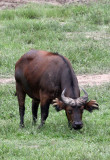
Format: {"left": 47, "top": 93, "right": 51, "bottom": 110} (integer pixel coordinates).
{"left": 0, "top": 2, "right": 110, "bottom": 76}
{"left": 0, "top": 84, "right": 110, "bottom": 160}
{"left": 0, "top": 1, "right": 110, "bottom": 159}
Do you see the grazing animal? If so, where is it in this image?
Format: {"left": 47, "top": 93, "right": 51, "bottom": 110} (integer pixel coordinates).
{"left": 15, "top": 50, "right": 99, "bottom": 130}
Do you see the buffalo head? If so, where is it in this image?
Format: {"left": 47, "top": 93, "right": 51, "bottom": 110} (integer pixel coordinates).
{"left": 53, "top": 89, "right": 99, "bottom": 130}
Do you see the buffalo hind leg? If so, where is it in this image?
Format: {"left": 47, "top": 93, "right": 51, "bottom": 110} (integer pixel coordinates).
{"left": 16, "top": 82, "right": 26, "bottom": 128}
{"left": 32, "top": 99, "right": 39, "bottom": 125}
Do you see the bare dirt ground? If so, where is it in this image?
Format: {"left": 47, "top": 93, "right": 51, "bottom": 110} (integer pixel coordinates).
{"left": 77, "top": 73, "right": 110, "bottom": 86}
{"left": 0, "top": 73, "right": 110, "bottom": 86}
{"left": 0, "top": 0, "right": 98, "bottom": 10}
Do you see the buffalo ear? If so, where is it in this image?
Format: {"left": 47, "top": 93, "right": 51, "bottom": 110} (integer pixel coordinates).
{"left": 54, "top": 105, "right": 63, "bottom": 112}
{"left": 53, "top": 98, "right": 65, "bottom": 112}
{"left": 84, "top": 100, "right": 99, "bottom": 112}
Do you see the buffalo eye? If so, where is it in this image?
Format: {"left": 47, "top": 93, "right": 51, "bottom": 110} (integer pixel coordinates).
{"left": 68, "top": 110, "right": 72, "bottom": 114}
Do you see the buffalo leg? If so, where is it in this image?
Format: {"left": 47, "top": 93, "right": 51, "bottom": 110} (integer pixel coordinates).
{"left": 16, "top": 82, "right": 26, "bottom": 128}
{"left": 32, "top": 99, "right": 39, "bottom": 125}
{"left": 38, "top": 91, "right": 50, "bottom": 128}
{"left": 38, "top": 102, "right": 50, "bottom": 128}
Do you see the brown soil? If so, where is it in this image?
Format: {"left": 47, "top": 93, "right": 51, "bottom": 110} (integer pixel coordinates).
{"left": 0, "top": 0, "right": 98, "bottom": 10}
{"left": 0, "top": 73, "right": 110, "bottom": 86}
{"left": 66, "top": 31, "right": 110, "bottom": 41}
{"left": 0, "top": 78, "right": 14, "bottom": 84}
{"left": 77, "top": 73, "right": 110, "bottom": 87}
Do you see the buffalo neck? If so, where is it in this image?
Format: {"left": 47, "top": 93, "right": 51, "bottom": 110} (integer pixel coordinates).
{"left": 61, "top": 67, "right": 80, "bottom": 99}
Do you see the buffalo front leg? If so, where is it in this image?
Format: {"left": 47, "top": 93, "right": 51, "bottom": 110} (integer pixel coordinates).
{"left": 16, "top": 83, "right": 26, "bottom": 128}
{"left": 40, "top": 103, "right": 50, "bottom": 128}
{"left": 32, "top": 99, "right": 39, "bottom": 125}
{"left": 38, "top": 92, "right": 50, "bottom": 128}
{"left": 38, "top": 104, "right": 49, "bottom": 129}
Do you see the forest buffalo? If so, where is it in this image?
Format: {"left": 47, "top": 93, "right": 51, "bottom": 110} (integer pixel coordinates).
{"left": 15, "top": 50, "right": 99, "bottom": 130}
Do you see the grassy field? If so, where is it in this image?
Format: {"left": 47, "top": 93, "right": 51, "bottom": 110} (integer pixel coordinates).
{"left": 0, "top": 1, "right": 110, "bottom": 76}
{"left": 0, "top": 84, "right": 110, "bottom": 160}
{"left": 0, "top": 1, "right": 110, "bottom": 160}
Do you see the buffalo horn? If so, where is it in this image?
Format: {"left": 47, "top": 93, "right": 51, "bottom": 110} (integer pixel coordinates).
{"left": 61, "top": 88, "right": 88, "bottom": 107}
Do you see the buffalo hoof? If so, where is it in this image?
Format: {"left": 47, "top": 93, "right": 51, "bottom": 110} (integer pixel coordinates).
{"left": 38, "top": 124, "right": 43, "bottom": 129}
{"left": 32, "top": 120, "right": 37, "bottom": 126}
{"left": 68, "top": 122, "right": 72, "bottom": 130}
{"left": 38, "top": 122, "right": 45, "bottom": 129}
{"left": 19, "top": 124, "right": 24, "bottom": 128}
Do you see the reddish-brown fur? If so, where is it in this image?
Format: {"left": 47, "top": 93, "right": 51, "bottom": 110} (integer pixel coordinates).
{"left": 15, "top": 50, "right": 99, "bottom": 129}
